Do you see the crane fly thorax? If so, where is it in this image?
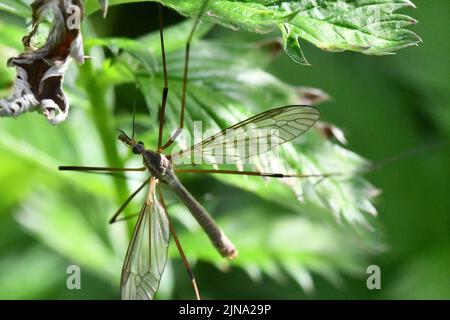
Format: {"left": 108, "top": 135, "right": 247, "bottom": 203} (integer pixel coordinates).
{"left": 142, "top": 150, "right": 173, "bottom": 180}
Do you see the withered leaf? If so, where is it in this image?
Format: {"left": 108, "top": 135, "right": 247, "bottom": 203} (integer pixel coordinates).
{"left": 0, "top": 0, "right": 97, "bottom": 124}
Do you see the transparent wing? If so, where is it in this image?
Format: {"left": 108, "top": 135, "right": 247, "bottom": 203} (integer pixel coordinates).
{"left": 120, "top": 179, "right": 170, "bottom": 300}
{"left": 171, "top": 105, "right": 320, "bottom": 165}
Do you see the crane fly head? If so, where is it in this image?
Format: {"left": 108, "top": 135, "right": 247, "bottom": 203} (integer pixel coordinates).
{"left": 117, "top": 129, "right": 145, "bottom": 155}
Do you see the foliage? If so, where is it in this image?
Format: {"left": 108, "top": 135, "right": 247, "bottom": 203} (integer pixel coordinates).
{"left": 0, "top": 0, "right": 448, "bottom": 300}
{"left": 86, "top": 0, "right": 420, "bottom": 65}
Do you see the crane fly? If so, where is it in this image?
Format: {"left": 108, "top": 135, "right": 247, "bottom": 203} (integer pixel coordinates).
{"left": 59, "top": 0, "right": 323, "bottom": 300}
{"left": 60, "top": 104, "right": 321, "bottom": 299}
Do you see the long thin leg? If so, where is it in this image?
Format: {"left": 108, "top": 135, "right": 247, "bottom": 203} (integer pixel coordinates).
{"left": 59, "top": 166, "right": 146, "bottom": 172}
{"left": 174, "top": 168, "right": 347, "bottom": 178}
{"left": 58, "top": 170, "right": 135, "bottom": 180}
{"left": 109, "top": 178, "right": 150, "bottom": 224}
{"left": 160, "top": 0, "right": 210, "bottom": 151}
{"left": 111, "top": 212, "right": 140, "bottom": 223}
{"left": 158, "top": 186, "right": 201, "bottom": 300}
{"left": 157, "top": 3, "right": 169, "bottom": 150}
{"left": 174, "top": 142, "right": 449, "bottom": 178}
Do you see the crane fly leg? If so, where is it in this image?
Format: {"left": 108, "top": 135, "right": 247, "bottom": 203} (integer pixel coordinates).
{"left": 59, "top": 166, "right": 146, "bottom": 172}
{"left": 109, "top": 178, "right": 151, "bottom": 224}
{"left": 157, "top": 3, "right": 169, "bottom": 150}
{"left": 158, "top": 185, "right": 201, "bottom": 300}
{"left": 174, "top": 168, "right": 344, "bottom": 179}
{"left": 159, "top": 0, "right": 210, "bottom": 152}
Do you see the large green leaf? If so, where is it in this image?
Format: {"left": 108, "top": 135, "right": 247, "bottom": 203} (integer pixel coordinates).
{"left": 0, "top": 0, "right": 30, "bottom": 18}
{"left": 85, "top": 0, "right": 420, "bottom": 64}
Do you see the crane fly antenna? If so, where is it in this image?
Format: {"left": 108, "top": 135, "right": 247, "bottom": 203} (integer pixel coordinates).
{"left": 116, "top": 128, "right": 128, "bottom": 137}
{"left": 131, "top": 103, "right": 137, "bottom": 140}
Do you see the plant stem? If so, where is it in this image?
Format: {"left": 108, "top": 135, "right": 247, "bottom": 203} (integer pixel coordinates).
{"left": 80, "top": 62, "right": 130, "bottom": 218}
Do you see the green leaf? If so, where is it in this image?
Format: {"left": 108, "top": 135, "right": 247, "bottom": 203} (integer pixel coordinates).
{"left": 0, "top": 0, "right": 30, "bottom": 18}
{"left": 16, "top": 191, "right": 121, "bottom": 283}
{"left": 0, "top": 246, "right": 64, "bottom": 299}
{"left": 0, "top": 20, "right": 25, "bottom": 50}
{"left": 281, "top": 23, "right": 310, "bottom": 65}
{"left": 387, "top": 248, "right": 450, "bottom": 299}
{"left": 85, "top": 0, "right": 420, "bottom": 63}
{"left": 278, "top": 0, "right": 421, "bottom": 56}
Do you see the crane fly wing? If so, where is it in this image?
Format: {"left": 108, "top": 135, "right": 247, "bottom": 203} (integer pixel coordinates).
{"left": 120, "top": 179, "right": 170, "bottom": 300}
{"left": 171, "top": 105, "right": 320, "bottom": 165}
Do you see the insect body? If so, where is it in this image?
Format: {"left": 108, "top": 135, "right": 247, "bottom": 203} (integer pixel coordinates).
{"left": 115, "top": 104, "right": 319, "bottom": 299}
{"left": 60, "top": 104, "right": 320, "bottom": 299}
{"left": 119, "top": 131, "right": 238, "bottom": 261}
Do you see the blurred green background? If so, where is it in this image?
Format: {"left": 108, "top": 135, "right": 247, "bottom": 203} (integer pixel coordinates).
{"left": 0, "top": 0, "right": 449, "bottom": 299}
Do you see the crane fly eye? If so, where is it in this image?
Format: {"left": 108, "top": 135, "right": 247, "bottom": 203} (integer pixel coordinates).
{"left": 138, "top": 141, "right": 144, "bottom": 146}
{"left": 132, "top": 143, "right": 144, "bottom": 154}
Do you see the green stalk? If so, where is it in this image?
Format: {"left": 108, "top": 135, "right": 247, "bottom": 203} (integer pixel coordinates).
{"left": 79, "top": 61, "right": 130, "bottom": 220}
